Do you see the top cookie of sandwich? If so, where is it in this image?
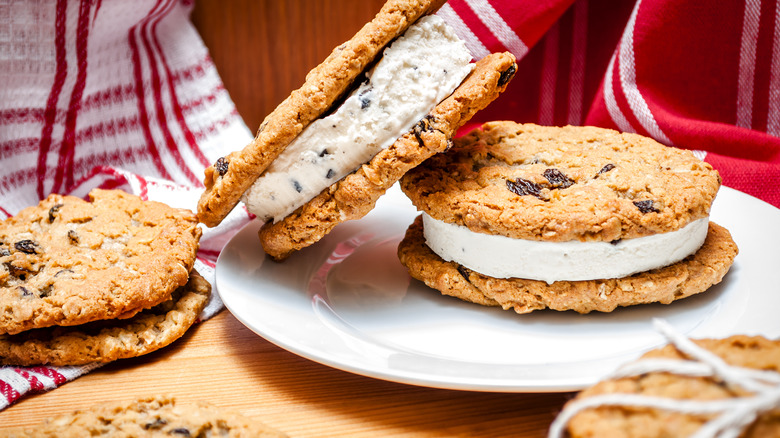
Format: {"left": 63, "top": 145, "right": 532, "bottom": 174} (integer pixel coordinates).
{"left": 401, "top": 122, "right": 721, "bottom": 242}
{"left": 197, "top": 0, "right": 447, "bottom": 227}
{"left": 0, "top": 189, "right": 201, "bottom": 335}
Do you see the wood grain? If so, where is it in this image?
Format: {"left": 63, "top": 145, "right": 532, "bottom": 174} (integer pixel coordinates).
{"left": 0, "top": 311, "right": 570, "bottom": 437}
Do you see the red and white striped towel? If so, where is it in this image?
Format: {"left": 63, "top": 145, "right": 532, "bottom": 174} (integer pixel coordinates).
{"left": 0, "top": 0, "right": 253, "bottom": 410}
{"left": 443, "top": 0, "right": 780, "bottom": 207}
{"left": 2, "top": 0, "right": 779, "bottom": 411}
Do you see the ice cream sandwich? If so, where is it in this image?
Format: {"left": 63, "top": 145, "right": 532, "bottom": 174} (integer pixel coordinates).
{"left": 197, "top": 0, "right": 517, "bottom": 260}
{"left": 398, "top": 122, "right": 738, "bottom": 313}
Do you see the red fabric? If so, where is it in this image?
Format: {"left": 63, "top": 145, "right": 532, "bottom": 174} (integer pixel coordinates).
{"left": 443, "top": 0, "right": 780, "bottom": 208}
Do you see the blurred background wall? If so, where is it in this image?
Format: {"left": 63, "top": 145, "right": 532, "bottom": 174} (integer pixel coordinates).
{"left": 192, "top": 0, "right": 387, "bottom": 132}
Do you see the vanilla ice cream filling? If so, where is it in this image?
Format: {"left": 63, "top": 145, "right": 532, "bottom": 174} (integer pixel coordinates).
{"left": 242, "top": 15, "right": 474, "bottom": 223}
{"left": 422, "top": 213, "right": 710, "bottom": 284}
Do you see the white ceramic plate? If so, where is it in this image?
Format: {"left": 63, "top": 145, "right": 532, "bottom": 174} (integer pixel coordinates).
{"left": 216, "top": 185, "right": 780, "bottom": 392}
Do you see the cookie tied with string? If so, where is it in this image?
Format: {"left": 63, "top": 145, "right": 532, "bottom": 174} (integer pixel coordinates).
{"left": 551, "top": 322, "right": 780, "bottom": 438}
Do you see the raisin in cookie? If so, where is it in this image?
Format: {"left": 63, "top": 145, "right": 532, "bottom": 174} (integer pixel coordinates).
{"left": 2, "top": 395, "right": 287, "bottom": 437}
{"left": 197, "top": 0, "right": 448, "bottom": 227}
{"left": 259, "top": 52, "right": 517, "bottom": 260}
{"left": 398, "top": 122, "right": 737, "bottom": 313}
{"left": 0, "top": 269, "right": 210, "bottom": 366}
{"left": 0, "top": 189, "right": 201, "bottom": 334}
{"left": 558, "top": 335, "right": 780, "bottom": 437}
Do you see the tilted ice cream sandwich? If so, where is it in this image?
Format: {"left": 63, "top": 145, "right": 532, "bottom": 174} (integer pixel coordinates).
{"left": 197, "top": 0, "right": 517, "bottom": 260}
{"left": 398, "top": 122, "right": 738, "bottom": 313}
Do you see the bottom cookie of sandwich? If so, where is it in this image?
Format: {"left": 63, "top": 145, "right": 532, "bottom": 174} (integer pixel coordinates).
{"left": 397, "top": 215, "right": 738, "bottom": 314}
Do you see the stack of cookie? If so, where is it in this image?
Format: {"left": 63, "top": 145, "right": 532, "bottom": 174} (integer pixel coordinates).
{"left": 398, "top": 122, "right": 738, "bottom": 314}
{"left": 0, "top": 189, "right": 207, "bottom": 366}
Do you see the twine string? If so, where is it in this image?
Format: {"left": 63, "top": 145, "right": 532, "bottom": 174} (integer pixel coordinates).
{"left": 548, "top": 319, "right": 780, "bottom": 438}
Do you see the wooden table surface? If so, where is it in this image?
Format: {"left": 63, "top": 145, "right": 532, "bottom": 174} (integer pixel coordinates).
{"left": 0, "top": 310, "right": 572, "bottom": 436}
{"left": 2, "top": 1, "right": 573, "bottom": 435}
